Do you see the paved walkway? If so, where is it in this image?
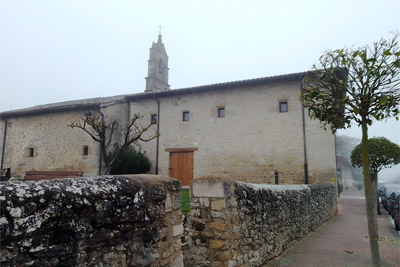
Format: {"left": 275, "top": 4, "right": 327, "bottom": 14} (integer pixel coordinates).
{"left": 264, "top": 190, "right": 400, "bottom": 267}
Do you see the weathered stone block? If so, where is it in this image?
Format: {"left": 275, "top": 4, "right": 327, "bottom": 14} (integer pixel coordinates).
{"left": 210, "top": 221, "right": 228, "bottom": 232}
{"left": 201, "top": 229, "right": 214, "bottom": 238}
{"left": 165, "top": 193, "right": 172, "bottom": 212}
{"left": 199, "top": 197, "right": 210, "bottom": 207}
{"left": 169, "top": 254, "right": 183, "bottom": 267}
{"left": 209, "top": 239, "right": 226, "bottom": 249}
{"left": 213, "top": 262, "right": 227, "bottom": 267}
{"left": 152, "top": 185, "right": 166, "bottom": 202}
{"left": 167, "top": 180, "right": 182, "bottom": 191}
{"left": 214, "top": 251, "right": 229, "bottom": 261}
{"left": 173, "top": 223, "right": 184, "bottom": 237}
{"left": 192, "top": 181, "right": 231, "bottom": 198}
{"left": 173, "top": 193, "right": 182, "bottom": 210}
{"left": 215, "top": 231, "right": 230, "bottom": 240}
{"left": 211, "top": 199, "right": 226, "bottom": 211}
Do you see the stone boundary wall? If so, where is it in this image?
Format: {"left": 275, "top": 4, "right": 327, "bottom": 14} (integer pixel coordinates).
{"left": 0, "top": 175, "right": 183, "bottom": 267}
{"left": 184, "top": 176, "right": 337, "bottom": 267}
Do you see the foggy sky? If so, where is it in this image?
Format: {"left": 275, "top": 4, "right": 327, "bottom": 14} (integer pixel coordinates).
{"left": 1, "top": 0, "right": 399, "bottom": 180}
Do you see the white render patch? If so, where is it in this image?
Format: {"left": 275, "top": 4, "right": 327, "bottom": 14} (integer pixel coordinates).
{"left": 10, "top": 207, "right": 22, "bottom": 218}
{"left": 0, "top": 217, "right": 8, "bottom": 226}
{"left": 66, "top": 185, "right": 82, "bottom": 195}
{"left": 16, "top": 188, "right": 27, "bottom": 197}
{"left": 29, "top": 246, "right": 45, "bottom": 252}
{"left": 15, "top": 215, "right": 42, "bottom": 233}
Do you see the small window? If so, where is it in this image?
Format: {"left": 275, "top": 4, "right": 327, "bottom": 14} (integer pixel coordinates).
{"left": 83, "top": 146, "right": 89, "bottom": 156}
{"left": 29, "top": 148, "right": 35, "bottom": 157}
{"left": 151, "top": 114, "right": 158, "bottom": 125}
{"left": 279, "top": 102, "right": 288, "bottom": 113}
{"left": 218, "top": 107, "right": 225, "bottom": 118}
{"left": 183, "top": 111, "right": 189, "bottom": 121}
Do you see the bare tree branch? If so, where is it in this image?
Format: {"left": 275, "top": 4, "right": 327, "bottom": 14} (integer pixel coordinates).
{"left": 67, "top": 112, "right": 159, "bottom": 174}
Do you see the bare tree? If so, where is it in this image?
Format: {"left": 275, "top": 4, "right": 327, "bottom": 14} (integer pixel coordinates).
{"left": 67, "top": 112, "right": 158, "bottom": 175}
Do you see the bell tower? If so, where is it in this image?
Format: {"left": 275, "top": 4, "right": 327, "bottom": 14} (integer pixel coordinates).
{"left": 145, "top": 30, "right": 170, "bottom": 92}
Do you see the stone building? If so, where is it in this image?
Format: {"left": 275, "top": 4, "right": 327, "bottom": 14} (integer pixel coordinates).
{"left": 0, "top": 34, "right": 337, "bottom": 185}
{"left": 336, "top": 155, "right": 356, "bottom": 189}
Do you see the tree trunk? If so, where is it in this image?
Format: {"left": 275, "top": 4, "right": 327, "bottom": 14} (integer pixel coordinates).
{"left": 361, "top": 120, "right": 381, "bottom": 267}
{"left": 103, "top": 165, "right": 112, "bottom": 175}
{"left": 373, "top": 172, "right": 381, "bottom": 215}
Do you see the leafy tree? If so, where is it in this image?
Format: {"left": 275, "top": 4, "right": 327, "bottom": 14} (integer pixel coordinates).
{"left": 67, "top": 112, "right": 158, "bottom": 175}
{"left": 301, "top": 34, "right": 400, "bottom": 267}
{"left": 351, "top": 137, "right": 400, "bottom": 215}
{"left": 107, "top": 143, "right": 151, "bottom": 175}
{"left": 351, "top": 137, "right": 400, "bottom": 176}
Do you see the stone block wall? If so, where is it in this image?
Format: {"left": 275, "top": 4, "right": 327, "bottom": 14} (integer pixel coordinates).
{"left": 0, "top": 174, "right": 183, "bottom": 267}
{"left": 184, "top": 175, "right": 337, "bottom": 267}
{"left": 135, "top": 81, "right": 337, "bottom": 185}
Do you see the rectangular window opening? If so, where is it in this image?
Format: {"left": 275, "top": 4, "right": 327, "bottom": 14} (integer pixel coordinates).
{"left": 83, "top": 146, "right": 89, "bottom": 156}
{"left": 151, "top": 114, "right": 158, "bottom": 125}
{"left": 218, "top": 107, "right": 225, "bottom": 118}
{"left": 279, "top": 102, "right": 288, "bottom": 113}
{"left": 29, "top": 148, "right": 35, "bottom": 157}
{"left": 183, "top": 111, "right": 190, "bottom": 121}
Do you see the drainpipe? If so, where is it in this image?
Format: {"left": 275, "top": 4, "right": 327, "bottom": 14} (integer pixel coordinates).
{"left": 154, "top": 95, "right": 160, "bottom": 175}
{"left": 1, "top": 118, "right": 8, "bottom": 171}
{"left": 95, "top": 107, "right": 105, "bottom": 175}
{"left": 301, "top": 82, "right": 309, "bottom": 184}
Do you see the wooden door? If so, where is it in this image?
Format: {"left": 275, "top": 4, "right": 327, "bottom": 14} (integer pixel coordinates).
{"left": 169, "top": 151, "right": 194, "bottom": 186}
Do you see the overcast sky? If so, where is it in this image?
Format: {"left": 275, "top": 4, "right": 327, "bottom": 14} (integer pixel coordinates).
{"left": 1, "top": 0, "right": 399, "bottom": 180}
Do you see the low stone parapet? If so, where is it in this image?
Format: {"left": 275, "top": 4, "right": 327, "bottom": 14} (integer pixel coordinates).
{"left": 0, "top": 174, "right": 183, "bottom": 267}
{"left": 184, "top": 175, "right": 336, "bottom": 267}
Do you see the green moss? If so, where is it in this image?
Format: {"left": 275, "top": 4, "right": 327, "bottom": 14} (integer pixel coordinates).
{"left": 181, "top": 189, "right": 191, "bottom": 213}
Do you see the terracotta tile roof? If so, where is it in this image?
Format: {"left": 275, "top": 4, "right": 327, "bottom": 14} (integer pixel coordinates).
{"left": 0, "top": 71, "right": 308, "bottom": 118}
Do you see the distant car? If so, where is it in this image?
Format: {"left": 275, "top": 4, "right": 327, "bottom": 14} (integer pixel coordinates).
{"left": 378, "top": 185, "right": 385, "bottom": 198}
{"left": 386, "top": 191, "right": 400, "bottom": 217}
{"left": 392, "top": 194, "right": 400, "bottom": 231}
{"left": 381, "top": 184, "right": 400, "bottom": 212}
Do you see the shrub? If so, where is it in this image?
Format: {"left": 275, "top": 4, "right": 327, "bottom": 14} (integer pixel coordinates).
{"left": 107, "top": 143, "right": 151, "bottom": 175}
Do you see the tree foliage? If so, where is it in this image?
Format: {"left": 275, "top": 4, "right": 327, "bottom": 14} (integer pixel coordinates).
{"left": 301, "top": 33, "right": 400, "bottom": 267}
{"left": 107, "top": 143, "right": 151, "bottom": 175}
{"left": 351, "top": 137, "right": 400, "bottom": 174}
{"left": 67, "top": 112, "right": 158, "bottom": 174}
{"left": 302, "top": 34, "right": 400, "bottom": 133}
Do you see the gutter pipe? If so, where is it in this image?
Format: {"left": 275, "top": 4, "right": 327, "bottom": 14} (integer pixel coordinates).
{"left": 1, "top": 118, "right": 7, "bottom": 171}
{"left": 154, "top": 95, "right": 160, "bottom": 175}
{"left": 301, "top": 82, "right": 309, "bottom": 184}
{"left": 95, "top": 108, "right": 105, "bottom": 175}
